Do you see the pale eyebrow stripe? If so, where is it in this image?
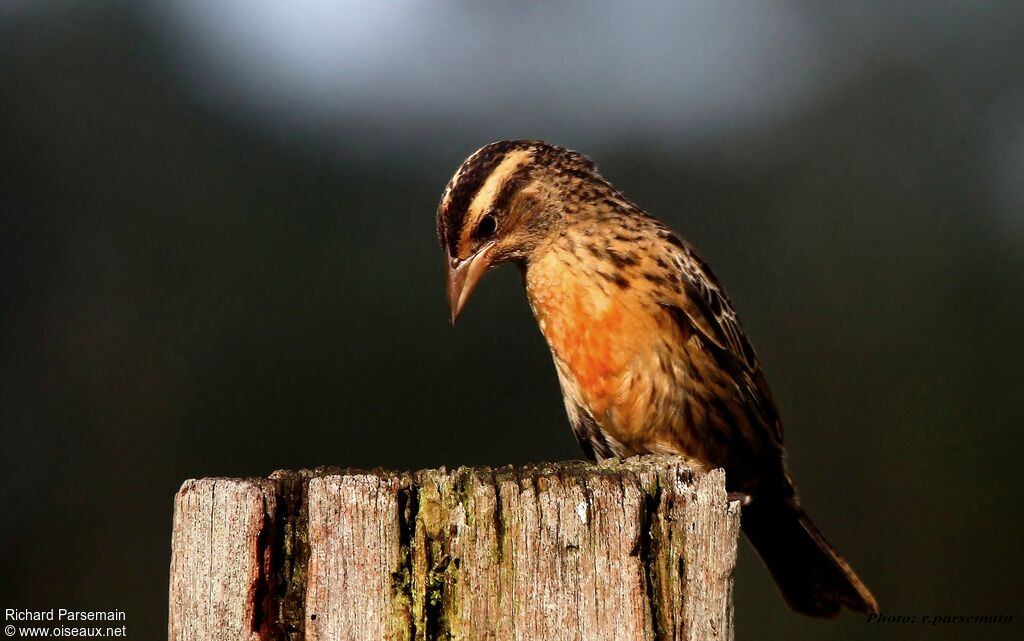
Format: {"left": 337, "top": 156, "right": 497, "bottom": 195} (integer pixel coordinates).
{"left": 466, "top": 148, "right": 534, "bottom": 222}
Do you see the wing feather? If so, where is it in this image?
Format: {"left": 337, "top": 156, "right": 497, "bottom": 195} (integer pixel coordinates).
{"left": 656, "top": 230, "right": 783, "bottom": 443}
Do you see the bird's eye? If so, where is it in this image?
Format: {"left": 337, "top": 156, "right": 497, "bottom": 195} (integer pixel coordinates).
{"left": 475, "top": 213, "right": 497, "bottom": 239}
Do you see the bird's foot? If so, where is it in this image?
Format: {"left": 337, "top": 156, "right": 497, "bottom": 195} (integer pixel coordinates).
{"left": 727, "top": 491, "right": 752, "bottom": 506}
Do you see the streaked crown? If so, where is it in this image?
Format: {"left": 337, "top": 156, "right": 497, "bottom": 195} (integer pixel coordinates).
{"left": 436, "top": 140, "right": 600, "bottom": 261}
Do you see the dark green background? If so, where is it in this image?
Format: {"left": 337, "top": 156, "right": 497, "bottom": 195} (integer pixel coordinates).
{"left": 2, "top": 2, "right": 1021, "bottom": 639}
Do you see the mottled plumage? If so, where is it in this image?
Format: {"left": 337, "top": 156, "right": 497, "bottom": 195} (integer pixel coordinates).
{"left": 437, "top": 140, "right": 877, "bottom": 617}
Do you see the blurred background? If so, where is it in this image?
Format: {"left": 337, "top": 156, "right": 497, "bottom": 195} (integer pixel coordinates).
{"left": 2, "top": 1, "right": 1022, "bottom": 639}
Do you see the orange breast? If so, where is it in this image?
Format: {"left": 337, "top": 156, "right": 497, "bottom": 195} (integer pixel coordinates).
{"left": 540, "top": 287, "right": 624, "bottom": 399}
{"left": 526, "top": 252, "right": 647, "bottom": 417}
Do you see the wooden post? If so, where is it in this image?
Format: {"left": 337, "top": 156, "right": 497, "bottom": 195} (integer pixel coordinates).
{"left": 168, "top": 457, "right": 740, "bottom": 641}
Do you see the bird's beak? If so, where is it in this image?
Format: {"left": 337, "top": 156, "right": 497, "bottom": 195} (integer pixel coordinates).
{"left": 446, "top": 241, "right": 496, "bottom": 325}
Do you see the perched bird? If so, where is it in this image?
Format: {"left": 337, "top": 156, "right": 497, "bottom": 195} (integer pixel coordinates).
{"left": 436, "top": 139, "right": 878, "bottom": 617}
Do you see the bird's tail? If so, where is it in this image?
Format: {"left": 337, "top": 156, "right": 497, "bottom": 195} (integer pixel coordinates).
{"left": 742, "top": 498, "right": 878, "bottom": 617}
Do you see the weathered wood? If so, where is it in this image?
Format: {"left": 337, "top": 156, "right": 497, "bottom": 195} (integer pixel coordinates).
{"left": 168, "top": 457, "right": 740, "bottom": 641}
{"left": 304, "top": 474, "right": 409, "bottom": 641}
{"left": 168, "top": 478, "right": 277, "bottom": 641}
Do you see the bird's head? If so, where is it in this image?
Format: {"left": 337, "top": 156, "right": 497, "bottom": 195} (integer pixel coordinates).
{"left": 436, "top": 139, "right": 604, "bottom": 324}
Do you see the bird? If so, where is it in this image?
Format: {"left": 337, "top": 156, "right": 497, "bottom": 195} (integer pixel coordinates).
{"left": 435, "top": 139, "right": 878, "bottom": 618}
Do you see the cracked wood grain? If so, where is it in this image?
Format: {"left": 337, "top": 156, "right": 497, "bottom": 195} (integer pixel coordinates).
{"left": 168, "top": 456, "right": 740, "bottom": 641}
{"left": 168, "top": 478, "right": 277, "bottom": 641}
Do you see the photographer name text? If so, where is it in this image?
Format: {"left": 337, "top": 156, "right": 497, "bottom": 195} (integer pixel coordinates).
{"left": 5, "top": 610, "right": 125, "bottom": 624}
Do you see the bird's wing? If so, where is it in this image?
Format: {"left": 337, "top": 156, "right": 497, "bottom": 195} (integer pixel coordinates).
{"left": 656, "top": 230, "right": 783, "bottom": 443}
